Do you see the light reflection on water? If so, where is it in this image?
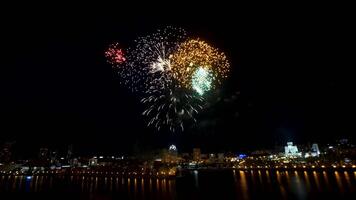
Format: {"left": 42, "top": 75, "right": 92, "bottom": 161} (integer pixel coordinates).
{"left": 0, "top": 170, "right": 355, "bottom": 200}
{"left": 334, "top": 171, "right": 344, "bottom": 193}
{"left": 235, "top": 170, "right": 355, "bottom": 200}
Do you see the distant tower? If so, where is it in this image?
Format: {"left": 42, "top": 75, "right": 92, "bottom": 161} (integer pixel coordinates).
{"left": 66, "top": 144, "right": 73, "bottom": 161}
{"left": 311, "top": 143, "right": 320, "bottom": 157}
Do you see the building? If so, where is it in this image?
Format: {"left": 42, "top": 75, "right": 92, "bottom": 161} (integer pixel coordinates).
{"left": 169, "top": 144, "right": 178, "bottom": 155}
{"left": 217, "top": 153, "right": 225, "bottom": 161}
{"left": 169, "top": 144, "right": 177, "bottom": 151}
{"left": 67, "top": 145, "right": 73, "bottom": 161}
{"left": 38, "top": 148, "right": 49, "bottom": 160}
{"left": 285, "top": 142, "right": 301, "bottom": 157}
{"left": 88, "top": 157, "right": 98, "bottom": 166}
{"left": 193, "top": 148, "right": 201, "bottom": 161}
{"left": 70, "top": 158, "right": 79, "bottom": 167}
{"left": 50, "top": 150, "right": 58, "bottom": 165}
{"left": 311, "top": 143, "right": 320, "bottom": 157}
{"left": 162, "top": 145, "right": 179, "bottom": 163}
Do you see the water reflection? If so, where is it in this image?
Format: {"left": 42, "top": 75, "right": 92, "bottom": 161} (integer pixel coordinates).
{"left": 239, "top": 170, "right": 249, "bottom": 200}
{"left": 334, "top": 171, "right": 344, "bottom": 193}
{"left": 134, "top": 178, "right": 137, "bottom": 199}
{"left": 290, "top": 171, "right": 307, "bottom": 200}
{"left": 265, "top": 170, "right": 271, "bottom": 184}
{"left": 285, "top": 171, "right": 290, "bottom": 188}
{"left": 276, "top": 170, "right": 287, "bottom": 199}
{"left": 303, "top": 171, "right": 311, "bottom": 191}
{"left": 193, "top": 170, "right": 199, "bottom": 188}
{"left": 344, "top": 171, "right": 352, "bottom": 190}
{"left": 141, "top": 178, "right": 145, "bottom": 197}
{"left": 0, "top": 170, "right": 354, "bottom": 200}
{"left": 322, "top": 171, "right": 330, "bottom": 189}
{"left": 312, "top": 171, "right": 321, "bottom": 191}
{"left": 257, "top": 170, "right": 263, "bottom": 184}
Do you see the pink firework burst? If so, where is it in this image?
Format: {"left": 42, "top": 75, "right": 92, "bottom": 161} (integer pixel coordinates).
{"left": 105, "top": 43, "right": 126, "bottom": 65}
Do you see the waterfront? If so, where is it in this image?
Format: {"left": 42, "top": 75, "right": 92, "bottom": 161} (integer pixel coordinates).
{"left": 0, "top": 169, "right": 355, "bottom": 200}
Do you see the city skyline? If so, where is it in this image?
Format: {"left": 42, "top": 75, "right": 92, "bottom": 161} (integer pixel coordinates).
{"left": 1, "top": 137, "right": 353, "bottom": 160}
{"left": 0, "top": 5, "right": 355, "bottom": 200}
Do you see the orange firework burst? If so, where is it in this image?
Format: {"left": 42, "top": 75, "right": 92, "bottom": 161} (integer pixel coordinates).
{"left": 170, "top": 39, "right": 230, "bottom": 90}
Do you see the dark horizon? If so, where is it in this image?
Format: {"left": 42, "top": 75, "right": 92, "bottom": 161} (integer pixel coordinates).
{"left": 1, "top": 7, "right": 354, "bottom": 158}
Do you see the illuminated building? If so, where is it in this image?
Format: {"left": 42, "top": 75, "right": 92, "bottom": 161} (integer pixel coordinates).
{"left": 193, "top": 148, "right": 201, "bottom": 161}
{"left": 50, "top": 151, "right": 58, "bottom": 165}
{"left": 169, "top": 145, "right": 177, "bottom": 155}
{"left": 162, "top": 144, "right": 180, "bottom": 163}
{"left": 305, "top": 143, "right": 321, "bottom": 158}
{"left": 284, "top": 142, "right": 301, "bottom": 157}
{"left": 239, "top": 154, "right": 247, "bottom": 159}
{"left": 89, "top": 157, "right": 98, "bottom": 166}
{"left": 338, "top": 138, "right": 349, "bottom": 145}
{"left": 71, "top": 158, "right": 79, "bottom": 167}
{"left": 217, "top": 153, "right": 225, "bottom": 162}
{"left": 311, "top": 143, "right": 320, "bottom": 157}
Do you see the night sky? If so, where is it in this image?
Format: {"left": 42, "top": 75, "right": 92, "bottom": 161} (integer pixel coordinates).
{"left": 1, "top": 6, "right": 354, "bottom": 157}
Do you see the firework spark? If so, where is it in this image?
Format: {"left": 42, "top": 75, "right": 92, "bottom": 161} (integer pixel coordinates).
{"left": 192, "top": 67, "right": 213, "bottom": 95}
{"left": 141, "top": 84, "right": 203, "bottom": 132}
{"left": 105, "top": 43, "right": 126, "bottom": 66}
{"left": 122, "top": 27, "right": 186, "bottom": 93}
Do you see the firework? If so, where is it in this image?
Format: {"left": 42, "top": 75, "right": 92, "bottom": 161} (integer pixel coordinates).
{"left": 170, "top": 39, "right": 230, "bottom": 92}
{"left": 141, "top": 83, "right": 203, "bottom": 132}
{"left": 105, "top": 43, "right": 126, "bottom": 66}
{"left": 121, "top": 27, "right": 186, "bottom": 93}
{"left": 108, "top": 27, "right": 231, "bottom": 133}
{"left": 192, "top": 67, "right": 213, "bottom": 95}
{"left": 126, "top": 27, "right": 206, "bottom": 132}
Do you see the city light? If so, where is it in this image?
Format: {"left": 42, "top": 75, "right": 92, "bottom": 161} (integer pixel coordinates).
{"left": 239, "top": 154, "right": 247, "bottom": 159}
{"left": 0, "top": 140, "right": 354, "bottom": 184}
{"left": 169, "top": 145, "right": 177, "bottom": 151}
